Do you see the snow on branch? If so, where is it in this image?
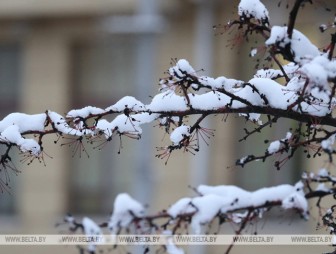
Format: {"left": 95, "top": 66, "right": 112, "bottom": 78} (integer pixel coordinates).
{"left": 59, "top": 175, "right": 336, "bottom": 253}
{"left": 1, "top": 1, "right": 336, "bottom": 253}
{"left": 0, "top": 25, "right": 336, "bottom": 182}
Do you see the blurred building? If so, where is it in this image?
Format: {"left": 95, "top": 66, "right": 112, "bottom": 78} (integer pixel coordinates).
{"left": 0, "top": 0, "right": 334, "bottom": 254}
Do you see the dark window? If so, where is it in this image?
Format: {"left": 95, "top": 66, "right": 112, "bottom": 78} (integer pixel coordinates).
{"left": 68, "top": 36, "right": 137, "bottom": 214}
{"left": 0, "top": 43, "right": 21, "bottom": 214}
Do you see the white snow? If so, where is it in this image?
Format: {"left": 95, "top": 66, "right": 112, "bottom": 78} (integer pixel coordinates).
{"left": 67, "top": 106, "right": 105, "bottom": 118}
{"left": 95, "top": 112, "right": 157, "bottom": 138}
{"left": 167, "top": 198, "right": 195, "bottom": 218}
{"left": 251, "top": 184, "right": 297, "bottom": 207}
{"left": 19, "top": 139, "right": 41, "bottom": 156}
{"left": 108, "top": 193, "right": 145, "bottom": 234}
{"left": 317, "top": 168, "right": 329, "bottom": 177}
{"left": 248, "top": 78, "right": 290, "bottom": 109}
{"left": 282, "top": 193, "right": 309, "bottom": 219}
{"left": 197, "top": 184, "right": 251, "bottom": 199}
{"left": 238, "top": 0, "right": 269, "bottom": 22}
{"left": 231, "top": 85, "right": 261, "bottom": 108}
{"left": 0, "top": 113, "right": 46, "bottom": 133}
{"left": 106, "top": 96, "right": 145, "bottom": 112}
{"left": 48, "top": 111, "right": 93, "bottom": 136}
{"left": 267, "top": 140, "right": 281, "bottom": 154}
{"left": 152, "top": 59, "right": 333, "bottom": 119}
{"left": 198, "top": 76, "right": 243, "bottom": 91}
{"left": 110, "top": 114, "right": 141, "bottom": 134}
{"left": 170, "top": 125, "right": 190, "bottom": 145}
{"left": 265, "top": 26, "right": 320, "bottom": 63}
{"left": 315, "top": 183, "right": 329, "bottom": 192}
{"left": 321, "top": 134, "right": 335, "bottom": 152}
{"left": 190, "top": 194, "right": 233, "bottom": 234}
{"left": 300, "top": 57, "right": 329, "bottom": 89}
{"left": 267, "top": 132, "right": 292, "bottom": 154}
{"left": 250, "top": 48, "right": 258, "bottom": 57}
{"left": 188, "top": 92, "right": 230, "bottom": 110}
{"left": 83, "top": 217, "right": 103, "bottom": 235}
{"left": 0, "top": 125, "right": 41, "bottom": 156}
{"left": 254, "top": 63, "right": 299, "bottom": 80}
{"left": 82, "top": 217, "right": 104, "bottom": 252}
{"left": 148, "top": 91, "right": 188, "bottom": 112}
{"left": 169, "top": 59, "right": 195, "bottom": 78}
{"left": 165, "top": 181, "right": 309, "bottom": 234}
{"left": 255, "top": 69, "right": 282, "bottom": 79}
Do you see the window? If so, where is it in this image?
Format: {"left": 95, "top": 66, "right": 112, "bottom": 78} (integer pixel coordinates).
{"left": 0, "top": 43, "right": 21, "bottom": 214}
{"left": 68, "top": 36, "right": 138, "bottom": 214}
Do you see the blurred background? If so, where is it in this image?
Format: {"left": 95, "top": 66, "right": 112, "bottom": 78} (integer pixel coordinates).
{"left": 0, "top": 0, "right": 335, "bottom": 253}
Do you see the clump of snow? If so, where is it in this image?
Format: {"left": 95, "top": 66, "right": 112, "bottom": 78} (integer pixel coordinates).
{"left": 315, "top": 183, "right": 329, "bottom": 192}
{"left": 282, "top": 192, "right": 309, "bottom": 219}
{"left": 95, "top": 119, "right": 114, "bottom": 138}
{"left": 106, "top": 96, "right": 145, "bottom": 112}
{"left": 0, "top": 125, "right": 24, "bottom": 144}
{"left": 255, "top": 63, "right": 299, "bottom": 80}
{"left": 251, "top": 184, "right": 296, "bottom": 207}
{"left": 198, "top": 76, "right": 243, "bottom": 91}
{"left": 295, "top": 86, "right": 331, "bottom": 116}
{"left": 0, "top": 125, "right": 41, "bottom": 156}
{"left": 283, "top": 63, "right": 300, "bottom": 78}
{"left": 132, "top": 113, "right": 159, "bottom": 127}
{"left": 198, "top": 184, "right": 251, "bottom": 200}
{"left": 190, "top": 195, "right": 233, "bottom": 234}
{"left": 318, "top": 168, "right": 329, "bottom": 177}
{"left": 300, "top": 56, "right": 329, "bottom": 90}
{"left": 48, "top": 111, "right": 93, "bottom": 136}
{"left": 110, "top": 115, "right": 141, "bottom": 135}
{"left": 19, "top": 139, "right": 41, "bottom": 156}
{"left": 95, "top": 112, "right": 157, "bottom": 138}
{"left": 238, "top": 0, "right": 269, "bottom": 23}
{"left": 169, "top": 59, "right": 195, "bottom": 78}
{"left": 108, "top": 193, "right": 145, "bottom": 234}
{"left": 0, "top": 113, "right": 46, "bottom": 133}
{"left": 170, "top": 125, "right": 190, "bottom": 145}
{"left": 148, "top": 91, "right": 188, "bottom": 112}
{"left": 267, "top": 132, "right": 292, "bottom": 154}
{"left": 167, "top": 198, "right": 196, "bottom": 218}
{"left": 167, "top": 181, "right": 308, "bottom": 234}
{"left": 83, "top": 217, "right": 103, "bottom": 235}
{"left": 321, "top": 134, "right": 335, "bottom": 152}
{"left": 198, "top": 185, "right": 252, "bottom": 210}
{"left": 248, "top": 78, "right": 292, "bottom": 109}
{"left": 188, "top": 91, "right": 231, "bottom": 110}
{"left": 267, "top": 140, "right": 281, "bottom": 154}
{"left": 160, "top": 59, "right": 196, "bottom": 92}
{"left": 67, "top": 106, "right": 105, "bottom": 118}
{"left": 250, "top": 48, "right": 258, "bottom": 57}
{"left": 82, "top": 217, "right": 104, "bottom": 253}
{"left": 239, "top": 113, "right": 262, "bottom": 124}
{"left": 265, "top": 26, "right": 320, "bottom": 63}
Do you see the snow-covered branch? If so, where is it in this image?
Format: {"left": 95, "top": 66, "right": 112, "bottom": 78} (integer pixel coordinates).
{"left": 59, "top": 172, "right": 336, "bottom": 254}
{"left": 2, "top": 1, "right": 336, "bottom": 254}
